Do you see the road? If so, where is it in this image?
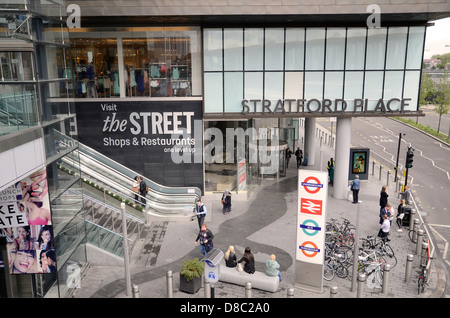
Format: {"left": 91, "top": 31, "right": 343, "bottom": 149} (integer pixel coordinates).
{"left": 317, "top": 112, "right": 450, "bottom": 296}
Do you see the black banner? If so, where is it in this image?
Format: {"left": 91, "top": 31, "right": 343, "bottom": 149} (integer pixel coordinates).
{"left": 75, "top": 100, "right": 204, "bottom": 192}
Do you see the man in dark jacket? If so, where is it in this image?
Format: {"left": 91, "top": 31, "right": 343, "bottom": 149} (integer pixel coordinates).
{"left": 139, "top": 176, "right": 147, "bottom": 207}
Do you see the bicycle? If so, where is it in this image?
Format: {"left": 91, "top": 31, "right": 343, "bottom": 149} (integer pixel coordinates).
{"left": 417, "top": 240, "right": 433, "bottom": 294}
{"left": 408, "top": 220, "right": 425, "bottom": 243}
{"left": 347, "top": 248, "right": 385, "bottom": 281}
{"left": 365, "top": 261, "right": 384, "bottom": 289}
{"left": 323, "top": 254, "right": 348, "bottom": 281}
{"left": 360, "top": 235, "right": 397, "bottom": 269}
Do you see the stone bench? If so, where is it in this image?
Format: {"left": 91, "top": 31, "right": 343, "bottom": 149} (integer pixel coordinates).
{"left": 218, "top": 260, "right": 279, "bottom": 293}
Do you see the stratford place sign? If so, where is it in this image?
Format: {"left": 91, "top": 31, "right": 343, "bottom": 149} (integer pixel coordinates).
{"left": 241, "top": 98, "right": 414, "bottom": 115}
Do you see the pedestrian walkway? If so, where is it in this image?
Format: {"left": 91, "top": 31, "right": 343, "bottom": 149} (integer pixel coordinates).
{"left": 72, "top": 153, "right": 446, "bottom": 299}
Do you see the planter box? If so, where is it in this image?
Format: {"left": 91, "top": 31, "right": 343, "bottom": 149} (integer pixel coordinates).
{"left": 179, "top": 274, "right": 202, "bottom": 294}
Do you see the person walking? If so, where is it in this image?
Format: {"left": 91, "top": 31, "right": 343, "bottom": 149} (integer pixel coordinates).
{"left": 350, "top": 175, "right": 360, "bottom": 204}
{"left": 221, "top": 189, "right": 232, "bottom": 214}
{"left": 195, "top": 200, "right": 207, "bottom": 229}
{"left": 285, "top": 147, "right": 293, "bottom": 168}
{"left": 238, "top": 247, "right": 255, "bottom": 274}
{"left": 294, "top": 147, "right": 303, "bottom": 168}
{"left": 194, "top": 223, "right": 214, "bottom": 256}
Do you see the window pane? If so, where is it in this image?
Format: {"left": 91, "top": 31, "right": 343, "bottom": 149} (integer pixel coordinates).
{"left": 245, "top": 28, "right": 263, "bottom": 71}
{"left": 344, "top": 71, "right": 364, "bottom": 100}
{"left": 224, "top": 72, "right": 243, "bottom": 112}
{"left": 264, "top": 72, "right": 283, "bottom": 100}
{"left": 406, "top": 27, "right": 425, "bottom": 69}
{"left": 324, "top": 72, "right": 343, "bottom": 99}
{"left": 0, "top": 52, "right": 34, "bottom": 81}
{"left": 0, "top": 84, "right": 38, "bottom": 135}
{"left": 224, "top": 29, "right": 243, "bottom": 71}
{"left": 366, "top": 28, "right": 386, "bottom": 70}
{"left": 204, "top": 73, "right": 223, "bottom": 113}
{"left": 364, "top": 71, "right": 383, "bottom": 110}
{"left": 244, "top": 72, "right": 263, "bottom": 99}
{"left": 305, "top": 28, "right": 325, "bottom": 70}
{"left": 346, "top": 28, "right": 366, "bottom": 70}
{"left": 204, "top": 28, "right": 223, "bottom": 71}
{"left": 265, "top": 28, "right": 284, "bottom": 71}
{"left": 285, "top": 28, "right": 304, "bottom": 71}
{"left": 285, "top": 72, "right": 303, "bottom": 99}
{"left": 386, "top": 27, "right": 407, "bottom": 69}
{"left": 325, "top": 28, "right": 346, "bottom": 70}
{"left": 403, "top": 71, "right": 420, "bottom": 111}
{"left": 304, "top": 72, "right": 324, "bottom": 99}
{"left": 384, "top": 71, "right": 404, "bottom": 99}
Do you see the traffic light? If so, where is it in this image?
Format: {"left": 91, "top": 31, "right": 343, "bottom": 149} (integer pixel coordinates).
{"left": 406, "top": 147, "right": 414, "bottom": 168}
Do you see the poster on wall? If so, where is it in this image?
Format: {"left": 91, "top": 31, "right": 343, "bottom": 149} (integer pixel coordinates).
{"left": 0, "top": 168, "right": 56, "bottom": 274}
{"left": 75, "top": 100, "right": 204, "bottom": 192}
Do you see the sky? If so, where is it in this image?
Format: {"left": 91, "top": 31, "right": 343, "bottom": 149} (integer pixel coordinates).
{"left": 424, "top": 17, "right": 450, "bottom": 59}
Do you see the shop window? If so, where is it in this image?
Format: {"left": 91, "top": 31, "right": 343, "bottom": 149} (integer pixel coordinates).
{"left": 71, "top": 38, "right": 118, "bottom": 98}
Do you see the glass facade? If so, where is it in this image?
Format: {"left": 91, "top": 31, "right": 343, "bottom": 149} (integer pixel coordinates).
{"left": 69, "top": 27, "right": 201, "bottom": 98}
{"left": 203, "top": 26, "right": 426, "bottom": 115}
{"left": 0, "top": 0, "right": 85, "bottom": 298}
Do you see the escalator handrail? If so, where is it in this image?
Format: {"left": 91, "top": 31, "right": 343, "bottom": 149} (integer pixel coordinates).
{"left": 78, "top": 141, "right": 201, "bottom": 198}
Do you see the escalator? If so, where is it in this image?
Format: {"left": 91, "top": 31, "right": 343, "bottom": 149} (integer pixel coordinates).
{"left": 55, "top": 130, "right": 201, "bottom": 222}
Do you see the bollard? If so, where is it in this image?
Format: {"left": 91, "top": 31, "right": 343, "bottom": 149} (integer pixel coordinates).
{"left": 412, "top": 219, "right": 420, "bottom": 242}
{"left": 386, "top": 171, "right": 390, "bottom": 187}
{"left": 166, "top": 270, "right": 173, "bottom": 298}
{"left": 330, "top": 286, "right": 338, "bottom": 298}
{"left": 204, "top": 281, "right": 211, "bottom": 298}
{"left": 132, "top": 284, "right": 139, "bottom": 298}
{"left": 379, "top": 165, "right": 383, "bottom": 180}
{"left": 372, "top": 161, "right": 375, "bottom": 175}
{"left": 382, "top": 264, "right": 391, "bottom": 295}
{"left": 357, "top": 273, "right": 366, "bottom": 298}
{"left": 408, "top": 210, "right": 416, "bottom": 231}
{"left": 245, "top": 282, "right": 252, "bottom": 298}
{"left": 415, "top": 229, "right": 424, "bottom": 255}
{"left": 405, "top": 254, "right": 414, "bottom": 283}
{"left": 287, "top": 287, "right": 295, "bottom": 298}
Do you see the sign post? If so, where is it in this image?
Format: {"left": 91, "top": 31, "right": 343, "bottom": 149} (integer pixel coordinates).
{"left": 295, "top": 170, "right": 328, "bottom": 292}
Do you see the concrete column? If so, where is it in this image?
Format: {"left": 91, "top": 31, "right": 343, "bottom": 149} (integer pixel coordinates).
{"left": 333, "top": 117, "right": 352, "bottom": 200}
{"left": 304, "top": 118, "right": 316, "bottom": 166}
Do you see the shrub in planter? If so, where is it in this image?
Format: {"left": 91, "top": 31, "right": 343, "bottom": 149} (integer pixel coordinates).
{"left": 180, "top": 258, "right": 204, "bottom": 294}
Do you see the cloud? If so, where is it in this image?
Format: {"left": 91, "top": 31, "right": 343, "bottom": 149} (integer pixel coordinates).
{"left": 424, "top": 17, "right": 450, "bottom": 58}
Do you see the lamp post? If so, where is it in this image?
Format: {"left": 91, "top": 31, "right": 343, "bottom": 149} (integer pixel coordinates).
{"left": 121, "top": 200, "right": 132, "bottom": 296}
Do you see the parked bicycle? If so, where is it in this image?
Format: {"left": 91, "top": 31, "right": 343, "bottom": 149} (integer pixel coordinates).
{"left": 418, "top": 240, "right": 433, "bottom": 294}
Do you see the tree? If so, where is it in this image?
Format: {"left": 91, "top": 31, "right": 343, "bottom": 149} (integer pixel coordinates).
{"left": 419, "top": 73, "right": 436, "bottom": 106}
{"left": 433, "top": 72, "right": 450, "bottom": 134}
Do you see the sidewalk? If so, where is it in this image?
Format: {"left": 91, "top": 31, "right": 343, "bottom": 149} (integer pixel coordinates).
{"left": 72, "top": 152, "right": 446, "bottom": 299}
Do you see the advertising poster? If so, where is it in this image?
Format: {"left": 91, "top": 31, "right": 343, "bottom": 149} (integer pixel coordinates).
{"left": 0, "top": 169, "right": 56, "bottom": 275}
{"left": 348, "top": 148, "right": 370, "bottom": 181}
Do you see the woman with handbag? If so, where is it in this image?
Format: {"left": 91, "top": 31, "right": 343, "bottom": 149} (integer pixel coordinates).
{"left": 238, "top": 247, "right": 255, "bottom": 274}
